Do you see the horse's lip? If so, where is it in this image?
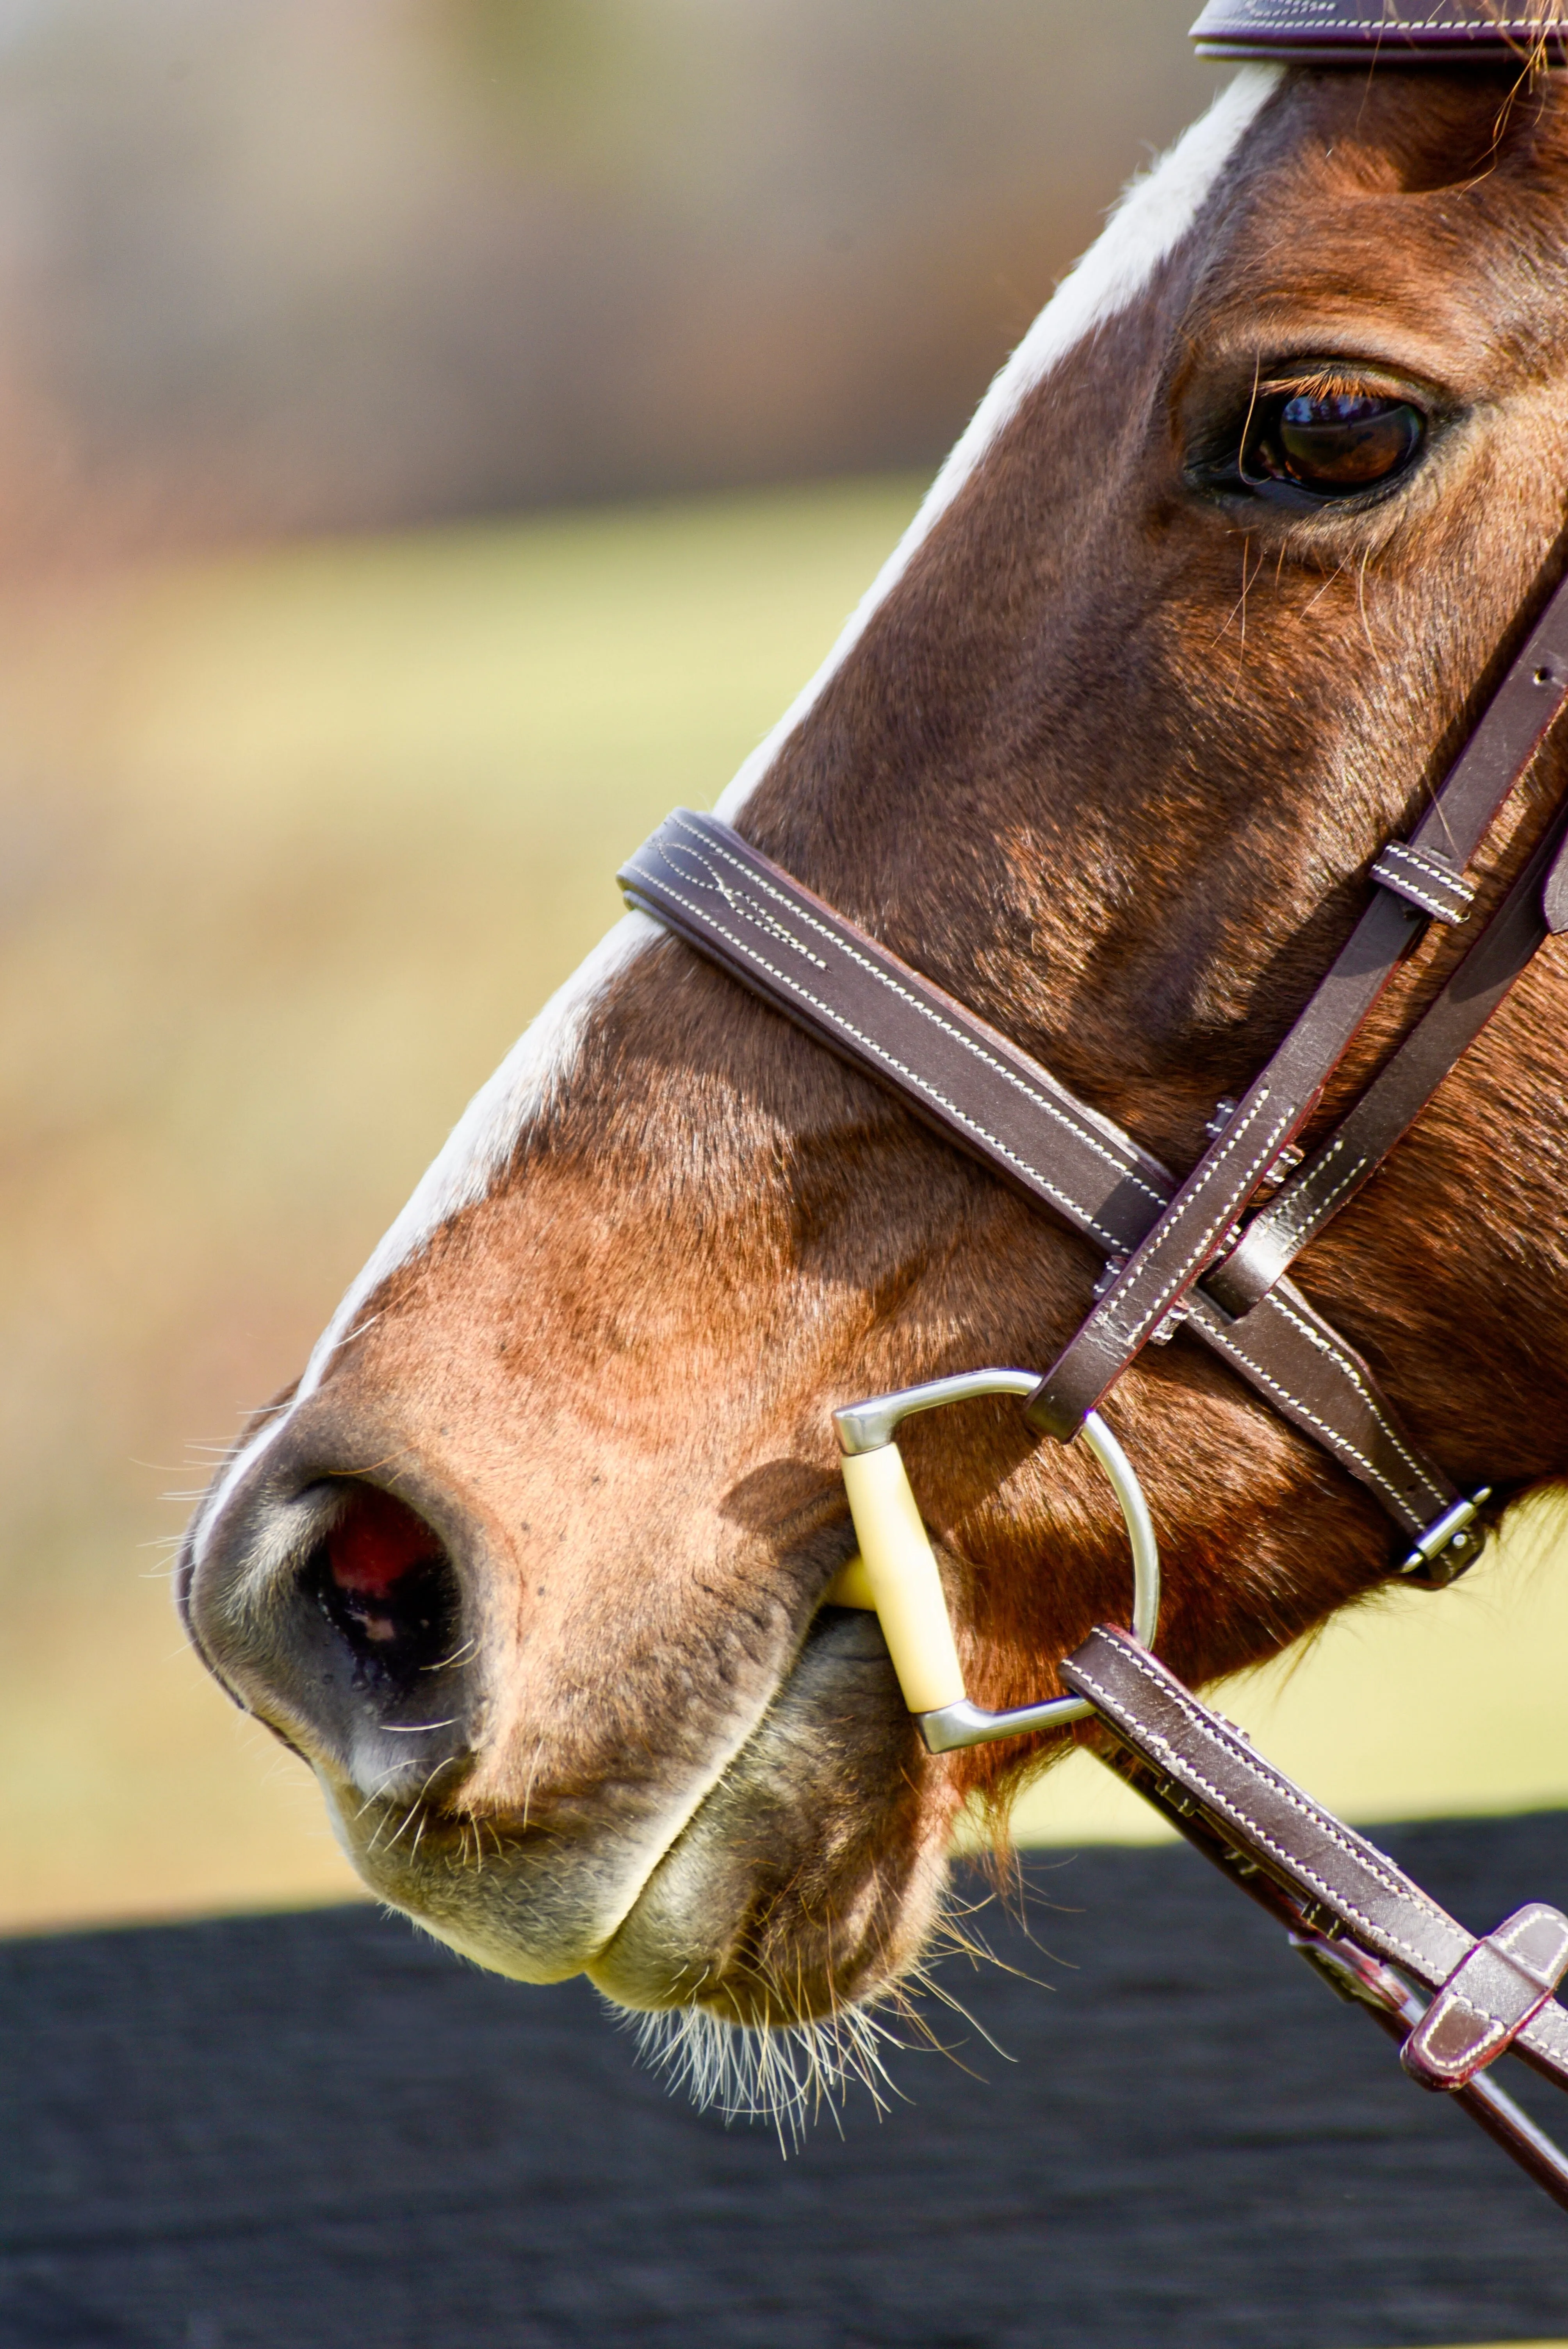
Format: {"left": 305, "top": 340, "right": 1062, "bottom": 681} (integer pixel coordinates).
{"left": 553, "top": 1545, "right": 876, "bottom": 1949}
{"left": 305, "top": 1584, "right": 896, "bottom": 1999}
{"left": 583, "top": 1599, "right": 911, "bottom": 2018}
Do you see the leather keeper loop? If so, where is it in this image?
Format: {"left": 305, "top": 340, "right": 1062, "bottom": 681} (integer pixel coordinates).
{"left": 1402, "top": 1903, "right": 1568, "bottom": 2091}
{"left": 1370, "top": 839, "right": 1475, "bottom": 925}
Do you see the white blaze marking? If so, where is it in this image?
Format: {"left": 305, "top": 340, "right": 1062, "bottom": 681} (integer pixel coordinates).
{"left": 289, "top": 913, "right": 656, "bottom": 1397}
{"left": 195, "top": 66, "right": 1279, "bottom": 1549}
{"left": 194, "top": 911, "right": 659, "bottom": 1545}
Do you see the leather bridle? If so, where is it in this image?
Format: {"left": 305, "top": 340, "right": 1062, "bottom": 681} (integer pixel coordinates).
{"left": 622, "top": 538, "right": 1568, "bottom": 1588}
{"left": 615, "top": 5, "right": 1568, "bottom": 2214}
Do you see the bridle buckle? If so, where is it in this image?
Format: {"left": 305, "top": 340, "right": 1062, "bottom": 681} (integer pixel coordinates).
{"left": 1400, "top": 1487, "right": 1493, "bottom": 1586}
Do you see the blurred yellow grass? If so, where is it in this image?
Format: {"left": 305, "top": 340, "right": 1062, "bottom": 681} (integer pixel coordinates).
{"left": 0, "top": 477, "right": 1563, "bottom": 1933}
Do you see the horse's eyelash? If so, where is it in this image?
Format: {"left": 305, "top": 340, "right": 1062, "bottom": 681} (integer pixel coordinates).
{"left": 1257, "top": 369, "right": 1374, "bottom": 402}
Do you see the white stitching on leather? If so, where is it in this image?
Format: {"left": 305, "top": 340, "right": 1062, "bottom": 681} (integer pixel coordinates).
{"left": 1068, "top": 1641, "right": 1460, "bottom": 1973}
{"left": 672, "top": 825, "right": 1166, "bottom": 1204}
{"left": 1373, "top": 868, "right": 1465, "bottom": 921}
{"left": 1412, "top": 1988, "right": 1510, "bottom": 2071}
{"left": 644, "top": 821, "right": 1168, "bottom": 1208}
{"left": 1191, "top": 1301, "right": 1418, "bottom": 1517}
{"left": 1397, "top": 843, "right": 1470, "bottom": 889}
{"left": 1371, "top": 843, "right": 1473, "bottom": 922}
{"left": 1093, "top": 1091, "right": 1292, "bottom": 1352}
{"left": 1261, "top": 1138, "right": 1370, "bottom": 1251}
{"left": 633, "top": 817, "right": 1458, "bottom": 1525}
{"left": 1254, "top": 1290, "right": 1450, "bottom": 1509}
{"left": 741, "top": 905, "right": 829, "bottom": 969}
{"left": 1225, "top": 10, "right": 1556, "bottom": 29}
{"left": 634, "top": 864, "right": 1135, "bottom": 1250}
{"left": 1523, "top": 2001, "right": 1568, "bottom": 2066}
{"left": 1190, "top": 1285, "right": 1450, "bottom": 1519}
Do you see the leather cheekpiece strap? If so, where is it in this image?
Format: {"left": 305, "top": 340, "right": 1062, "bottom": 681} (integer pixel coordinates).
{"left": 1208, "top": 803, "right": 1568, "bottom": 1316}
{"left": 1028, "top": 564, "right": 1568, "bottom": 1442}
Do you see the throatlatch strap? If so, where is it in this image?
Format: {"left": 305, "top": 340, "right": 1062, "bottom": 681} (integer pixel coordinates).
{"left": 1030, "top": 565, "right": 1568, "bottom": 1441}
{"left": 620, "top": 810, "right": 1461, "bottom": 1547}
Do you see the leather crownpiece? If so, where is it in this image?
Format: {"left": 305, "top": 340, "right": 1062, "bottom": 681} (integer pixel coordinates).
{"left": 1190, "top": 0, "right": 1568, "bottom": 66}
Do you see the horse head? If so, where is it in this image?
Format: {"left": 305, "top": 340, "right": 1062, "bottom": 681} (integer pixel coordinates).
{"left": 179, "top": 61, "right": 1568, "bottom": 2073}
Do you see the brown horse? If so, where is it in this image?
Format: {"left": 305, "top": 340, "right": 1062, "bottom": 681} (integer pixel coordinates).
{"left": 180, "top": 61, "right": 1568, "bottom": 2103}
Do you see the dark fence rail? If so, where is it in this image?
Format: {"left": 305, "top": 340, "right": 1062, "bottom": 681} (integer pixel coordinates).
{"left": 5, "top": 1814, "right": 1566, "bottom": 2347}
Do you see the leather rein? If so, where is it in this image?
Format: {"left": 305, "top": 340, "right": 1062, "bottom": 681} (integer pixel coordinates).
{"left": 616, "top": 543, "right": 1568, "bottom": 2205}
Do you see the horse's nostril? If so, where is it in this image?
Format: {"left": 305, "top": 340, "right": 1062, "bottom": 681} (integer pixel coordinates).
{"left": 325, "top": 1486, "right": 440, "bottom": 1598}
{"left": 306, "top": 1486, "right": 461, "bottom": 1690}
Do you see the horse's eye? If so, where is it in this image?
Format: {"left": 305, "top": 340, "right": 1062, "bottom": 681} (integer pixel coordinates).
{"left": 1244, "top": 390, "right": 1425, "bottom": 495}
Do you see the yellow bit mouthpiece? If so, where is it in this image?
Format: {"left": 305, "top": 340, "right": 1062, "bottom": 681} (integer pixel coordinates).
{"left": 820, "top": 1554, "right": 876, "bottom": 1610}
{"left": 836, "top": 1444, "right": 966, "bottom": 1714}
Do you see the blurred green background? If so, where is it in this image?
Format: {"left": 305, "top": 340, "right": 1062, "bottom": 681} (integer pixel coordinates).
{"left": 0, "top": 2, "right": 1564, "bottom": 1936}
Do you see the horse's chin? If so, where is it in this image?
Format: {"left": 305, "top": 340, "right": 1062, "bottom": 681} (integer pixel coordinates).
{"left": 587, "top": 1607, "right": 957, "bottom": 2027}
{"left": 318, "top": 1607, "right": 960, "bottom": 2033}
